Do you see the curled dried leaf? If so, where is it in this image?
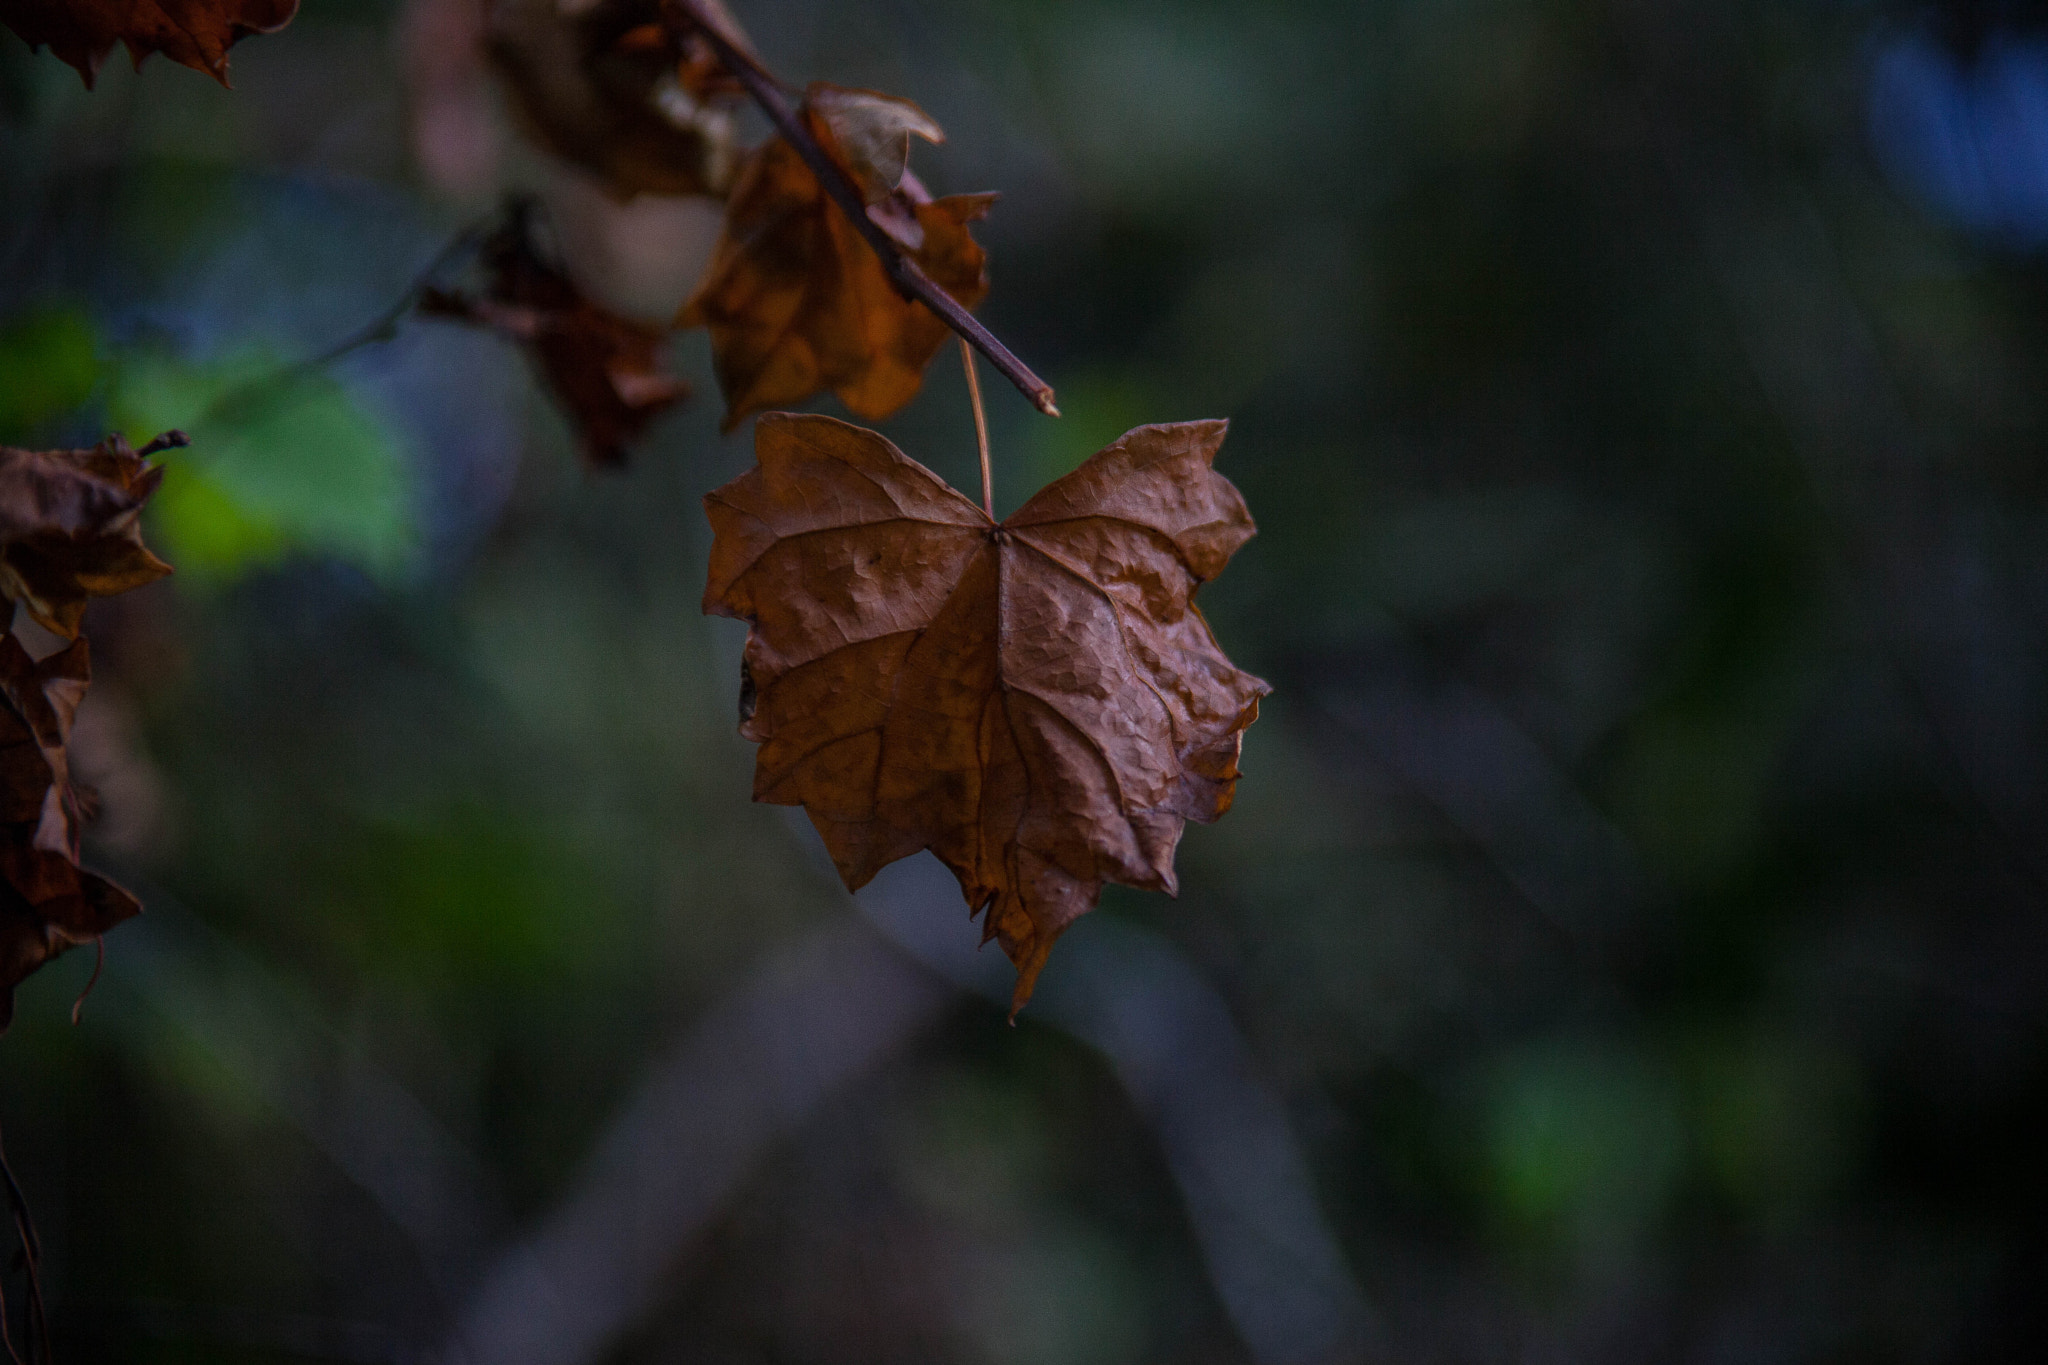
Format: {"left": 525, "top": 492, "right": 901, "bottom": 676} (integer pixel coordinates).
{"left": 0, "top": 0, "right": 297, "bottom": 88}
{"left": 485, "top": 0, "right": 744, "bottom": 199}
{"left": 420, "top": 207, "right": 689, "bottom": 468}
{"left": 807, "top": 85, "right": 945, "bottom": 204}
{"left": 704, "top": 414, "right": 1269, "bottom": 1013}
{"left": 0, "top": 635, "right": 138, "bottom": 1031}
{"left": 0, "top": 434, "right": 175, "bottom": 640}
{"left": 680, "top": 90, "right": 995, "bottom": 431}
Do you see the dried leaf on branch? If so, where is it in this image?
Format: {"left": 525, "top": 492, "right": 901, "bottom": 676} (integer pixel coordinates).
{"left": 0, "top": 434, "right": 175, "bottom": 640}
{"left": 484, "top": 0, "right": 746, "bottom": 199}
{"left": 680, "top": 85, "right": 996, "bottom": 431}
{"left": 0, "top": 0, "right": 297, "bottom": 88}
{"left": 704, "top": 414, "right": 1269, "bottom": 1012}
{"left": 421, "top": 208, "right": 689, "bottom": 468}
{"left": 805, "top": 84, "right": 946, "bottom": 205}
{"left": 0, "top": 635, "right": 139, "bottom": 1031}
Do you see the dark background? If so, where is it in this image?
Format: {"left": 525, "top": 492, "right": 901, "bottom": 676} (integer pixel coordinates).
{"left": 4, "top": 0, "right": 2048, "bottom": 1360}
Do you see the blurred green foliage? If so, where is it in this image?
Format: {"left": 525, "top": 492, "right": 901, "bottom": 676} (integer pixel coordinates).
{"left": 1483, "top": 1039, "right": 1684, "bottom": 1260}
{"left": 111, "top": 350, "right": 416, "bottom": 583}
{"left": 0, "top": 305, "right": 97, "bottom": 436}
{"left": 2, "top": 0, "right": 2047, "bottom": 1360}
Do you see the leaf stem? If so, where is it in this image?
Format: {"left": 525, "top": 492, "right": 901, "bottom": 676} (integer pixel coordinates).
{"left": 188, "top": 211, "right": 501, "bottom": 432}
{"left": 665, "top": 0, "right": 1060, "bottom": 418}
{"left": 69, "top": 933, "right": 106, "bottom": 1026}
{"left": 0, "top": 1120, "right": 47, "bottom": 1365}
{"left": 961, "top": 338, "right": 994, "bottom": 519}
{"left": 300, "top": 216, "right": 500, "bottom": 371}
{"left": 135, "top": 430, "right": 190, "bottom": 458}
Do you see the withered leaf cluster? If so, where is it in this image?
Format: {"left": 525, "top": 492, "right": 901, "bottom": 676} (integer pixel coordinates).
{"left": 0, "top": 435, "right": 175, "bottom": 639}
{"left": 424, "top": 3, "right": 1003, "bottom": 449}
{"left": 421, "top": 208, "right": 690, "bottom": 468}
{"left": 705, "top": 414, "right": 1268, "bottom": 1012}
{"left": 0, "top": 0, "right": 297, "bottom": 86}
{"left": 0, "top": 435, "right": 175, "bottom": 1027}
{"left": 4, "top": 0, "right": 1265, "bottom": 1021}
{"left": 484, "top": 0, "right": 747, "bottom": 200}
{"left": 0, "top": 636, "right": 137, "bottom": 1030}
{"left": 682, "top": 85, "right": 996, "bottom": 430}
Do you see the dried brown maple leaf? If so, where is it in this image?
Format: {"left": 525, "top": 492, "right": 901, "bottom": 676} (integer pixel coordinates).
{"left": 704, "top": 414, "right": 1270, "bottom": 1012}
{"left": 0, "top": 0, "right": 296, "bottom": 88}
{"left": 484, "top": 0, "right": 745, "bottom": 199}
{"left": 421, "top": 207, "right": 689, "bottom": 468}
{"left": 0, "top": 634, "right": 139, "bottom": 1031}
{"left": 0, "top": 433, "right": 175, "bottom": 640}
{"left": 680, "top": 85, "right": 996, "bottom": 432}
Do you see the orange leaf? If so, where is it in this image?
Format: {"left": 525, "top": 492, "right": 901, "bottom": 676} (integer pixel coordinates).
{"left": 703, "top": 414, "right": 1269, "bottom": 1014}
{"left": 680, "top": 86, "right": 996, "bottom": 432}
{"left": 0, "top": 0, "right": 296, "bottom": 87}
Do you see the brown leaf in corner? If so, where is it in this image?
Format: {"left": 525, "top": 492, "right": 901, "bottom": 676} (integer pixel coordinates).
{"left": 421, "top": 209, "right": 689, "bottom": 468}
{"left": 0, "top": 635, "right": 139, "bottom": 1031}
{"left": 680, "top": 85, "right": 996, "bottom": 432}
{"left": 0, "top": 0, "right": 297, "bottom": 88}
{"left": 0, "top": 434, "right": 173, "bottom": 640}
{"left": 703, "top": 414, "right": 1269, "bottom": 1013}
{"left": 484, "top": 0, "right": 744, "bottom": 200}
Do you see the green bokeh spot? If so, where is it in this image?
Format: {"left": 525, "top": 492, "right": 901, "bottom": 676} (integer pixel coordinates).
{"left": 1484, "top": 1040, "right": 1684, "bottom": 1257}
{"left": 325, "top": 807, "right": 616, "bottom": 986}
{"left": 110, "top": 349, "right": 417, "bottom": 584}
{"left": 1690, "top": 1035, "right": 1859, "bottom": 1217}
{"left": 0, "top": 307, "right": 99, "bottom": 437}
{"left": 1023, "top": 371, "right": 1157, "bottom": 490}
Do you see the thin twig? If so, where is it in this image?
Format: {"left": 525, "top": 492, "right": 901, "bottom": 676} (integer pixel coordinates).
{"left": 960, "top": 338, "right": 994, "bottom": 519}
{"left": 189, "top": 214, "right": 500, "bottom": 432}
{"left": 0, "top": 1275, "right": 16, "bottom": 1365}
{"left": 69, "top": 934, "right": 105, "bottom": 1027}
{"left": 308, "top": 216, "right": 502, "bottom": 369}
{"left": 134, "top": 430, "right": 189, "bottom": 459}
{"left": 665, "top": 0, "right": 1060, "bottom": 418}
{"left": 0, "top": 1122, "right": 46, "bottom": 1365}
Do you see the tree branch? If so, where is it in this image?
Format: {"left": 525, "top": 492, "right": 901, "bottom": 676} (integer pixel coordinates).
{"left": 0, "top": 1120, "right": 48, "bottom": 1365}
{"left": 664, "top": 0, "right": 1060, "bottom": 418}
{"left": 191, "top": 212, "right": 501, "bottom": 432}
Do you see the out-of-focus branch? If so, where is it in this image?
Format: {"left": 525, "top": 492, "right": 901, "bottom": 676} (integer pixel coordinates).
{"left": 438, "top": 853, "right": 1381, "bottom": 1365}
{"left": 437, "top": 921, "right": 955, "bottom": 1365}
{"left": 89, "top": 887, "right": 508, "bottom": 1303}
{"left": 192, "top": 214, "right": 498, "bottom": 431}
{"left": 1316, "top": 659, "right": 1650, "bottom": 945}
{"left": 0, "top": 1117, "right": 50, "bottom": 1365}
{"left": 856, "top": 855, "right": 1385, "bottom": 1365}
{"left": 1627, "top": 25, "right": 2048, "bottom": 898}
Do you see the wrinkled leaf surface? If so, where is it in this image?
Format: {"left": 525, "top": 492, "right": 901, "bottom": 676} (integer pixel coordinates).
{"left": 704, "top": 414, "right": 1268, "bottom": 1011}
